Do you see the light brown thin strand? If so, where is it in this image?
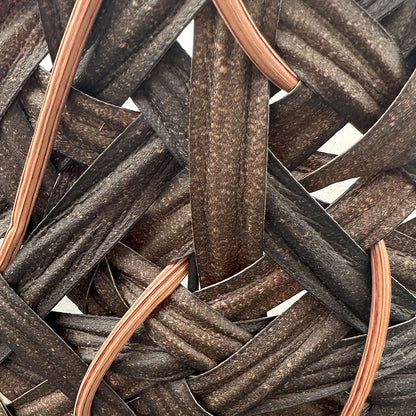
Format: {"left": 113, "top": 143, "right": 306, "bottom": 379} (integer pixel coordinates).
{"left": 212, "top": 0, "right": 299, "bottom": 91}
{"left": 0, "top": 0, "right": 103, "bottom": 272}
{"left": 74, "top": 257, "right": 189, "bottom": 416}
{"left": 341, "top": 240, "right": 391, "bottom": 416}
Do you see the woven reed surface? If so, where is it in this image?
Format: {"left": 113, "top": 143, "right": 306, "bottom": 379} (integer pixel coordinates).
{"left": 1, "top": 0, "right": 416, "bottom": 415}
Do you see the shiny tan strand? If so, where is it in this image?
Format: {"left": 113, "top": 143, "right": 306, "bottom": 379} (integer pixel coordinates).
{"left": 0, "top": 0, "right": 103, "bottom": 272}
{"left": 341, "top": 240, "right": 391, "bottom": 416}
{"left": 74, "top": 257, "right": 189, "bottom": 416}
{"left": 212, "top": 0, "right": 299, "bottom": 91}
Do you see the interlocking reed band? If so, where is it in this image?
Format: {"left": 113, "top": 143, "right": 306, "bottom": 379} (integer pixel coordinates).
{"left": 0, "top": 0, "right": 413, "bottom": 415}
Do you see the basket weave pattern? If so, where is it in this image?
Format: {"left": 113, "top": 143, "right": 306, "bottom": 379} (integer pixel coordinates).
{"left": 0, "top": 0, "right": 416, "bottom": 415}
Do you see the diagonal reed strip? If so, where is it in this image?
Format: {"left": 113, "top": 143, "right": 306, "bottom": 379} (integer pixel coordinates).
{"left": 0, "top": 0, "right": 103, "bottom": 272}
{"left": 74, "top": 257, "right": 189, "bottom": 416}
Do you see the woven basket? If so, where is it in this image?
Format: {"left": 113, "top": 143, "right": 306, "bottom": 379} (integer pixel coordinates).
{"left": 1, "top": 0, "right": 416, "bottom": 415}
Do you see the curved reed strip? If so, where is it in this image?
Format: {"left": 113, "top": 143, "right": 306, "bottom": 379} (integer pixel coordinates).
{"left": 341, "top": 240, "right": 391, "bottom": 415}
{"left": 74, "top": 257, "right": 189, "bottom": 415}
{"left": 0, "top": 0, "right": 103, "bottom": 272}
{"left": 212, "top": 0, "right": 299, "bottom": 91}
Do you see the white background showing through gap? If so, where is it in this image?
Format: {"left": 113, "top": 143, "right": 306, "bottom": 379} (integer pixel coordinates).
{"left": 36, "top": 21, "right": 416, "bottom": 317}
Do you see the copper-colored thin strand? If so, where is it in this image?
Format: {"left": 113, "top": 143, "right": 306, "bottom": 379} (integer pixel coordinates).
{"left": 212, "top": 0, "right": 299, "bottom": 91}
{"left": 341, "top": 240, "right": 391, "bottom": 416}
{"left": 74, "top": 257, "right": 189, "bottom": 416}
{"left": 0, "top": 0, "right": 103, "bottom": 272}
